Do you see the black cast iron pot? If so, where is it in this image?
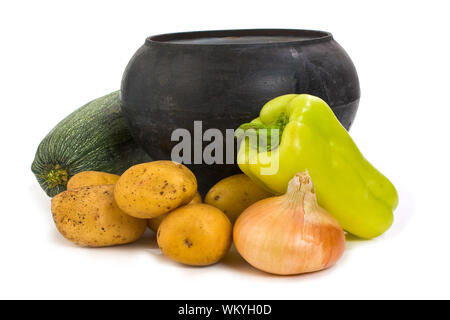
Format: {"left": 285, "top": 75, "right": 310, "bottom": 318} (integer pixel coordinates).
{"left": 121, "top": 29, "right": 360, "bottom": 194}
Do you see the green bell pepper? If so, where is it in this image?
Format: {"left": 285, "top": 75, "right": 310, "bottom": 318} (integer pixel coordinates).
{"left": 236, "top": 94, "right": 398, "bottom": 239}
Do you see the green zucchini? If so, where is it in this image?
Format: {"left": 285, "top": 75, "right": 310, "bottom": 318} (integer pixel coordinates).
{"left": 31, "top": 91, "right": 151, "bottom": 197}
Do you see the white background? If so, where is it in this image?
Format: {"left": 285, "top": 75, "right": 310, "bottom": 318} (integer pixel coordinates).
{"left": 1, "top": 0, "right": 449, "bottom": 299}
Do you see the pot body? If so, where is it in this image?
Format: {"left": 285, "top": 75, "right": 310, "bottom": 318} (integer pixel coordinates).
{"left": 121, "top": 29, "right": 360, "bottom": 194}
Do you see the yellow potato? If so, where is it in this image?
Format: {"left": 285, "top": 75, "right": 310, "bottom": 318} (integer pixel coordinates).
{"left": 157, "top": 204, "right": 232, "bottom": 266}
{"left": 114, "top": 161, "right": 197, "bottom": 219}
{"left": 51, "top": 185, "right": 147, "bottom": 247}
{"left": 147, "top": 192, "right": 202, "bottom": 232}
{"left": 204, "top": 174, "right": 272, "bottom": 223}
{"left": 67, "top": 171, "right": 120, "bottom": 190}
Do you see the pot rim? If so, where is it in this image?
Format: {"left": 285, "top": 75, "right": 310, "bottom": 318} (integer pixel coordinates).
{"left": 146, "top": 29, "right": 333, "bottom": 46}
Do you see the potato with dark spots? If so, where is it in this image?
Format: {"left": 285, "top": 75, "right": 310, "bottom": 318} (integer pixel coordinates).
{"left": 147, "top": 192, "right": 202, "bottom": 232}
{"left": 204, "top": 174, "right": 272, "bottom": 224}
{"left": 51, "top": 185, "right": 147, "bottom": 247}
{"left": 114, "top": 161, "right": 197, "bottom": 219}
{"left": 67, "top": 171, "right": 120, "bottom": 190}
{"left": 157, "top": 204, "right": 232, "bottom": 266}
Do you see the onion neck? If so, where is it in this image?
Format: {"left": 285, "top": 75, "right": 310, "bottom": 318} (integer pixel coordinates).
{"left": 285, "top": 171, "right": 319, "bottom": 213}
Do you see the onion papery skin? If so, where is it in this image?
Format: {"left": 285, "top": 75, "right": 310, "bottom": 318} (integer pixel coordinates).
{"left": 233, "top": 175, "right": 345, "bottom": 275}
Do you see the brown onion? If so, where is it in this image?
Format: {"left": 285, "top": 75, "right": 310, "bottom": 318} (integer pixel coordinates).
{"left": 233, "top": 172, "right": 345, "bottom": 275}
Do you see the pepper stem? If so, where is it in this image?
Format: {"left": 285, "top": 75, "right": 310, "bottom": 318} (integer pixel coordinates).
{"left": 235, "top": 112, "right": 289, "bottom": 151}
